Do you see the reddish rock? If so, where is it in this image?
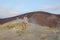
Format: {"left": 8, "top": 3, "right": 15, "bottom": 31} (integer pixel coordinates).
{"left": 0, "top": 11, "right": 60, "bottom": 27}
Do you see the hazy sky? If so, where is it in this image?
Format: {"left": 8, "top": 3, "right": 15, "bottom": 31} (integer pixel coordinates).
{"left": 0, "top": 0, "right": 60, "bottom": 18}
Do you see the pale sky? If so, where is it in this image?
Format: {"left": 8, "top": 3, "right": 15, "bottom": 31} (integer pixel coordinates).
{"left": 0, "top": 0, "right": 60, "bottom": 18}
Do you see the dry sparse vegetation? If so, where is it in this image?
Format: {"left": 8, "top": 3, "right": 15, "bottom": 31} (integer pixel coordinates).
{"left": 0, "top": 19, "right": 59, "bottom": 40}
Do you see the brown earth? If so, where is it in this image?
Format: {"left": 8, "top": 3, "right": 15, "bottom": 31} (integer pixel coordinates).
{"left": 0, "top": 11, "right": 60, "bottom": 27}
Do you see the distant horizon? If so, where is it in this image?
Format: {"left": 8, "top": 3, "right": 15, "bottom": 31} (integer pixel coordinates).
{"left": 0, "top": 11, "right": 60, "bottom": 19}
{"left": 0, "top": 0, "right": 60, "bottom": 18}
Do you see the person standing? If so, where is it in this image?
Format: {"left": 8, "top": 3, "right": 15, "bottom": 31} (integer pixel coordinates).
{"left": 22, "top": 15, "right": 28, "bottom": 30}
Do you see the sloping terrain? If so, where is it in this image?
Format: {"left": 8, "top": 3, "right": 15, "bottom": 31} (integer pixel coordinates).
{"left": 0, "top": 19, "right": 59, "bottom": 40}
{"left": 0, "top": 11, "right": 60, "bottom": 40}
{"left": 0, "top": 11, "right": 60, "bottom": 27}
